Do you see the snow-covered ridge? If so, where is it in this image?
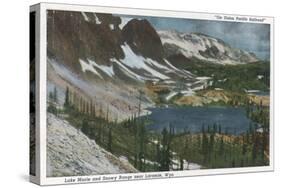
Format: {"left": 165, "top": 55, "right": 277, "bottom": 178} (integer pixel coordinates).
{"left": 47, "top": 113, "right": 137, "bottom": 177}
{"left": 158, "top": 30, "right": 258, "bottom": 64}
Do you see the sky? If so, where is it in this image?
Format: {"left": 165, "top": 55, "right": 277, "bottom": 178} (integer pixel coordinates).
{"left": 119, "top": 14, "right": 270, "bottom": 60}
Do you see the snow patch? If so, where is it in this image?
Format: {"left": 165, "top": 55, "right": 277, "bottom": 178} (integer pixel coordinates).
{"left": 196, "top": 76, "right": 211, "bottom": 80}
{"left": 79, "top": 59, "right": 103, "bottom": 79}
{"left": 181, "top": 89, "right": 195, "bottom": 96}
{"left": 120, "top": 44, "right": 170, "bottom": 80}
{"left": 146, "top": 58, "right": 171, "bottom": 71}
{"left": 164, "top": 59, "right": 181, "bottom": 72}
{"left": 164, "top": 80, "right": 176, "bottom": 84}
{"left": 88, "top": 59, "right": 114, "bottom": 77}
{"left": 81, "top": 12, "right": 89, "bottom": 22}
{"left": 109, "top": 24, "right": 114, "bottom": 30}
{"left": 119, "top": 17, "right": 132, "bottom": 29}
{"left": 166, "top": 91, "right": 178, "bottom": 101}
{"left": 111, "top": 58, "right": 148, "bottom": 82}
{"left": 192, "top": 85, "right": 205, "bottom": 91}
{"left": 257, "top": 75, "right": 264, "bottom": 79}
{"left": 93, "top": 13, "right": 101, "bottom": 24}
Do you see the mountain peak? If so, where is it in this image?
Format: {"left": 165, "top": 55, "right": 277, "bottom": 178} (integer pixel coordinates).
{"left": 121, "top": 19, "right": 164, "bottom": 60}
{"left": 158, "top": 30, "right": 259, "bottom": 64}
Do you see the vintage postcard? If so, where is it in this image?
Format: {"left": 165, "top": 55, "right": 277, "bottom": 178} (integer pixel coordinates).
{"left": 30, "top": 3, "right": 274, "bottom": 185}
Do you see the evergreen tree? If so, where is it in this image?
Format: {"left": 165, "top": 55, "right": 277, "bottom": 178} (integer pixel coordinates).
{"left": 218, "top": 124, "right": 222, "bottom": 134}
{"left": 107, "top": 126, "right": 113, "bottom": 152}
{"left": 52, "top": 87, "right": 57, "bottom": 103}
{"left": 81, "top": 119, "right": 89, "bottom": 135}
{"left": 49, "top": 91, "right": 53, "bottom": 101}
{"left": 242, "top": 136, "right": 247, "bottom": 155}
{"left": 64, "top": 86, "right": 70, "bottom": 109}
{"left": 159, "top": 127, "right": 172, "bottom": 171}
{"left": 201, "top": 125, "right": 209, "bottom": 163}
{"left": 252, "top": 136, "right": 258, "bottom": 163}
{"left": 219, "top": 137, "right": 224, "bottom": 156}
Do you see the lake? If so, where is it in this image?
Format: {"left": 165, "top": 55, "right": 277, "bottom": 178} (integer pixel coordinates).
{"left": 145, "top": 106, "right": 255, "bottom": 135}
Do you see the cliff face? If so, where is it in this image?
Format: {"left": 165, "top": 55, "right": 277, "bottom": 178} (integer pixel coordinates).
{"left": 47, "top": 10, "right": 124, "bottom": 72}
{"left": 47, "top": 11, "right": 167, "bottom": 73}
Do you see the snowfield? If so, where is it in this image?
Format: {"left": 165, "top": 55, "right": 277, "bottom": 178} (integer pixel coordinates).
{"left": 47, "top": 113, "right": 137, "bottom": 177}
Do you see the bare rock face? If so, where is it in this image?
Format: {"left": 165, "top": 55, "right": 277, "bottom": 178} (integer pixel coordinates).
{"left": 47, "top": 113, "right": 137, "bottom": 177}
{"left": 121, "top": 19, "right": 164, "bottom": 61}
{"left": 47, "top": 10, "right": 124, "bottom": 72}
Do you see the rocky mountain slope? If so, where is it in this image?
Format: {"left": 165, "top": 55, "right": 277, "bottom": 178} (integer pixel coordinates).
{"left": 47, "top": 113, "right": 137, "bottom": 177}
{"left": 47, "top": 11, "right": 194, "bottom": 84}
{"left": 47, "top": 11, "right": 200, "bottom": 120}
{"left": 47, "top": 10, "right": 261, "bottom": 120}
{"left": 158, "top": 30, "right": 259, "bottom": 65}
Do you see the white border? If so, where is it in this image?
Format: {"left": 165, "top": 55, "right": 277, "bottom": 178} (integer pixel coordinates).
{"left": 35, "top": 2, "right": 274, "bottom": 185}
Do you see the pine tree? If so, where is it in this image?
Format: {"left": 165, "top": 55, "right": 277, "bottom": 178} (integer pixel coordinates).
{"left": 159, "top": 127, "right": 172, "bottom": 171}
{"left": 49, "top": 91, "right": 53, "bottom": 101}
{"left": 107, "top": 126, "right": 112, "bottom": 152}
{"left": 64, "top": 86, "right": 70, "bottom": 109}
{"left": 219, "top": 136, "right": 224, "bottom": 156}
{"left": 242, "top": 136, "right": 247, "bottom": 155}
{"left": 106, "top": 105, "right": 109, "bottom": 122}
{"left": 201, "top": 125, "right": 209, "bottom": 164}
{"left": 155, "top": 137, "right": 161, "bottom": 170}
{"left": 209, "top": 131, "right": 215, "bottom": 161}
{"left": 81, "top": 119, "right": 89, "bottom": 134}
{"left": 252, "top": 135, "right": 258, "bottom": 163}
{"left": 53, "top": 87, "right": 57, "bottom": 103}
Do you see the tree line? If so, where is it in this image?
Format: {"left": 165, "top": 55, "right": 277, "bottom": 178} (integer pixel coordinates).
{"left": 47, "top": 85, "right": 269, "bottom": 172}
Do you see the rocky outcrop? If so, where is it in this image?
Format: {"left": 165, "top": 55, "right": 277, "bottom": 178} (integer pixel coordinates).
{"left": 47, "top": 113, "right": 137, "bottom": 177}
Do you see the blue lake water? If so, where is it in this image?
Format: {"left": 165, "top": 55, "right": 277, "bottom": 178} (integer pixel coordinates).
{"left": 145, "top": 106, "right": 255, "bottom": 135}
